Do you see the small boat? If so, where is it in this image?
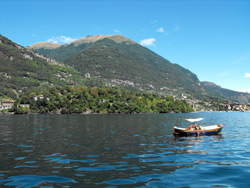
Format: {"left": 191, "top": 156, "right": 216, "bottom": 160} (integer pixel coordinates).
{"left": 173, "top": 124, "right": 224, "bottom": 136}
{"left": 173, "top": 117, "right": 224, "bottom": 136}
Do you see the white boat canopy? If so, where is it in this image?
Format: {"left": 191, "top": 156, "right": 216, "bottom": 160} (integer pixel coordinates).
{"left": 185, "top": 118, "right": 204, "bottom": 122}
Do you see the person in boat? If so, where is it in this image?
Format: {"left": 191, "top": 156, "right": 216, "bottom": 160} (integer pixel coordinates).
{"left": 188, "top": 124, "right": 192, "bottom": 129}
{"left": 192, "top": 122, "right": 198, "bottom": 130}
{"left": 198, "top": 124, "right": 203, "bottom": 130}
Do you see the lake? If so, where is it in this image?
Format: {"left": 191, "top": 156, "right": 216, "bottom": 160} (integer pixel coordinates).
{"left": 0, "top": 112, "right": 250, "bottom": 187}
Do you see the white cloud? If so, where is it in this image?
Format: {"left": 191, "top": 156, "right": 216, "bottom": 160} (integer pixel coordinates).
{"left": 47, "top": 36, "right": 77, "bottom": 44}
{"left": 236, "top": 88, "right": 250, "bottom": 93}
{"left": 114, "top": 29, "right": 121, "bottom": 33}
{"left": 244, "top": 73, "right": 250, "bottom": 78}
{"left": 156, "top": 27, "right": 164, "bottom": 33}
{"left": 174, "top": 24, "right": 180, "bottom": 31}
{"left": 140, "top": 38, "right": 156, "bottom": 47}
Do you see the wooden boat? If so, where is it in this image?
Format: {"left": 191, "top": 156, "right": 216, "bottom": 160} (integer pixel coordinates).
{"left": 173, "top": 124, "right": 224, "bottom": 136}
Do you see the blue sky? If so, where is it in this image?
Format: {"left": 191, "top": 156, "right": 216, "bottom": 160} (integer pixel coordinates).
{"left": 1, "top": 0, "right": 250, "bottom": 92}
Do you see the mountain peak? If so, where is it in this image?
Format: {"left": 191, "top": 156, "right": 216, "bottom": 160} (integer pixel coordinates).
{"left": 106, "top": 34, "right": 136, "bottom": 44}
{"left": 27, "top": 34, "right": 136, "bottom": 50}
{"left": 74, "top": 35, "right": 106, "bottom": 45}
{"left": 73, "top": 34, "right": 135, "bottom": 46}
{"left": 28, "top": 42, "right": 63, "bottom": 49}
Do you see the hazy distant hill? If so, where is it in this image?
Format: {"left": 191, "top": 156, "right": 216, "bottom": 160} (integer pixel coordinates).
{"left": 0, "top": 35, "right": 86, "bottom": 99}
{"left": 201, "top": 81, "right": 250, "bottom": 103}
{"left": 29, "top": 34, "right": 207, "bottom": 98}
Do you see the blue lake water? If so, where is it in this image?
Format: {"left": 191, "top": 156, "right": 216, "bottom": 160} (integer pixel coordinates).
{"left": 0, "top": 112, "right": 250, "bottom": 187}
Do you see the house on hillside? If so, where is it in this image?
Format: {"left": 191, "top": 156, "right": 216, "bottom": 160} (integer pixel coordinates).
{"left": 33, "top": 95, "right": 49, "bottom": 101}
{"left": 33, "top": 95, "right": 44, "bottom": 101}
{"left": 181, "top": 93, "right": 187, "bottom": 100}
{"left": 225, "top": 104, "right": 231, "bottom": 110}
{"left": 0, "top": 101, "right": 14, "bottom": 110}
{"left": 20, "top": 104, "right": 30, "bottom": 108}
{"left": 232, "top": 105, "right": 241, "bottom": 111}
{"left": 99, "top": 99, "right": 108, "bottom": 103}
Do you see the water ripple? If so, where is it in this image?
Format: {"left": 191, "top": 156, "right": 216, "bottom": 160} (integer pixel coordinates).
{"left": 0, "top": 175, "right": 75, "bottom": 188}
{"left": 1, "top": 113, "right": 250, "bottom": 187}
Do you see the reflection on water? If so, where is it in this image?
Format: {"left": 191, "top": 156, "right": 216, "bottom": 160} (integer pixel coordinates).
{"left": 0, "top": 113, "right": 250, "bottom": 187}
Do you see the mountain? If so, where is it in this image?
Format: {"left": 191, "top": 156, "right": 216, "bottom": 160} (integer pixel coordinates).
{"left": 0, "top": 34, "right": 88, "bottom": 99}
{"left": 201, "top": 81, "right": 250, "bottom": 103}
{"left": 29, "top": 34, "right": 207, "bottom": 98}
{"left": 27, "top": 35, "right": 136, "bottom": 62}
{"left": 28, "top": 42, "right": 63, "bottom": 50}
{"left": 2, "top": 34, "right": 249, "bottom": 104}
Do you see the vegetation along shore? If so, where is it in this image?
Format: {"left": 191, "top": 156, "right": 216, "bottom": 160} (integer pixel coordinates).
{"left": 7, "top": 86, "right": 193, "bottom": 114}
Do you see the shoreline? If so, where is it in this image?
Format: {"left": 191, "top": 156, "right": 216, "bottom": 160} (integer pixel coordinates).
{"left": 1, "top": 110, "right": 249, "bottom": 115}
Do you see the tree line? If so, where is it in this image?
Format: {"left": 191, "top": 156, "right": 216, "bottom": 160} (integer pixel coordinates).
{"left": 11, "top": 86, "right": 193, "bottom": 114}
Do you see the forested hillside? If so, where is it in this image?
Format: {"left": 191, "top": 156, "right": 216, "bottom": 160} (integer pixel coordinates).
{"left": 201, "top": 82, "right": 250, "bottom": 103}
{"left": 0, "top": 35, "right": 87, "bottom": 99}
{"left": 29, "top": 34, "right": 207, "bottom": 99}
{"left": 13, "top": 86, "right": 193, "bottom": 114}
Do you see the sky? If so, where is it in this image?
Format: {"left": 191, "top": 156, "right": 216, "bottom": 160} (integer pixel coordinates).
{"left": 1, "top": 0, "right": 250, "bottom": 92}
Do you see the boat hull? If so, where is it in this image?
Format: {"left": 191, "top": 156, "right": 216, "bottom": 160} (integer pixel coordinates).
{"left": 173, "top": 125, "right": 223, "bottom": 136}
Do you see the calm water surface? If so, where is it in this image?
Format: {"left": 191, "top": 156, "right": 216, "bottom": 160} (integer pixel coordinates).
{"left": 0, "top": 112, "right": 250, "bottom": 187}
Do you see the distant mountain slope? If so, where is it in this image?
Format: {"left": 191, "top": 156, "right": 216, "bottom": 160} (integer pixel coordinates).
{"left": 201, "top": 81, "right": 250, "bottom": 103}
{"left": 0, "top": 35, "right": 86, "bottom": 99}
{"left": 27, "top": 35, "right": 135, "bottom": 62}
{"left": 29, "top": 34, "right": 207, "bottom": 98}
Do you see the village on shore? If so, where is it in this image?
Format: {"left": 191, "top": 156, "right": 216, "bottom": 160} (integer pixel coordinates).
{"left": 1, "top": 93, "right": 249, "bottom": 114}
